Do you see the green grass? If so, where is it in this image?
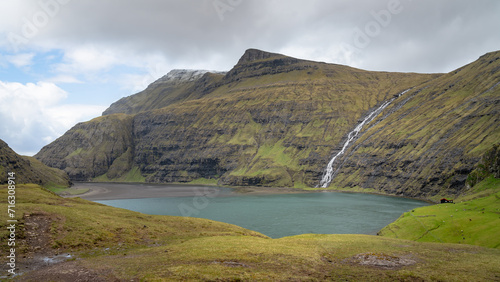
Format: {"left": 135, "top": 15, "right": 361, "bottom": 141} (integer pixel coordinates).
{"left": 45, "top": 185, "right": 89, "bottom": 195}
{"left": 80, "top": 234, "right": 498, "bottom": 281}
{"left": 67, "top": 147, "right": 84, "bottom": 158}
{"left": 2, "top": 184, "right": 500, "bottom": 280}
{"left": 379, "top": 176, "right": 500, "bottom": 248}
{"left": 94, "top": 166, "right": 146, "bottom": 183}
{"left": 0, "top": 184, "right": 265, "bottom": 253}
{"left": 187, "top": 177, "right": 219, "bottom": 185}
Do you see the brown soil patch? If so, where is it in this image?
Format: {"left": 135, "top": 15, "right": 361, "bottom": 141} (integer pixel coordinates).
{"left": 212, "top": 260, "right": 251, "bottom": 268}
{"left": 10, "top": 212, "right": 117, "bottom": 281}
{"left": 15, "top": 261, "right": 115, "bottom": 282}
{"left": 347, "top": 252, "right": 417, "bottom": 269}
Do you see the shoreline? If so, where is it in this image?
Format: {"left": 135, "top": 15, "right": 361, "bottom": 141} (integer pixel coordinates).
{"left": 61, "top": 182, "right": 433, "bottom": 204}
{"left": 63, "top": 182, "right": 314, "bottom": 201}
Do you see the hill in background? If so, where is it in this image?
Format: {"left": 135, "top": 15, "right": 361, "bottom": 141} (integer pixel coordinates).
{"left": 0, "top": 139, "right": 70, "bottom": 188}
{"left": 35, "top": 49, "right": 500, "bottom": 200}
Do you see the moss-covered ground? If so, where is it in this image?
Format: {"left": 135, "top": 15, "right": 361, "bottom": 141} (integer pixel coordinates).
{"left": 2, "top": 184, "right": 499, "bottom": 281}
{"left": 379, "top": 176, "right": 500, "bottom": 249}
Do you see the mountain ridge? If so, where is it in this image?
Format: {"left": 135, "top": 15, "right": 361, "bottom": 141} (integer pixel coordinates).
{"left": 35, "top": 48, "right": 499, "bottom": 199}
{"left": 102, "top": 69, "right": 227, "bottom": 116}
{"left": 327, "top": 50, "right": 500, "bottom": 200}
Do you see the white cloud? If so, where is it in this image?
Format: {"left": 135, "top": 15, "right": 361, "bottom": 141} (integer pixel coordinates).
{"left": 6, "top": 53, "right": 35, "bottom": 67}
{"left": 0, "top": 80, "right": 106, "bottom": 155}
{"left": 55, "top": 45, "right": 121, "bottom": 74}
{"left": 119, "top": 61, "right": 171, "bottom": 92}
{"left": 45, "top": 74, "right": 83, "bottom": 84}
{"left": 0, "top": 0, "right": 499, "bottom": 156}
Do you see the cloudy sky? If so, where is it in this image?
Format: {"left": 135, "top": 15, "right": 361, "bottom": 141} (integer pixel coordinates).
{"left": 0, "top": 0, "right": 499, "bottom": 155}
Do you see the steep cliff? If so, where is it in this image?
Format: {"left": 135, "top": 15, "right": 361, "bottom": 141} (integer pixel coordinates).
{"left": 466, "top": 143, "right": 500, "bottom": 188}
{"left": 37, "top": 49, "right": 436, "bottom": 187}
{"left": 327, "top": 51, "right": 500, "bottom": 199}
{"left": 35, "top": 49, "right": 499, "bottom": 199}
{"left": 0, "top": 139, "right": 70, "bottom": 187}
{"left": 35, "top": 114, "right": 135, "bottom": 181}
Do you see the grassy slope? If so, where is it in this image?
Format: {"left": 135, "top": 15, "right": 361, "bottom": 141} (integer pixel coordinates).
{"left": 133, "top": 62, "right": 436, "bottom": 187}
{"left": 2, "top": 185, "right": 500, "bottom": 281}
{"left": 35, "top": 113, "right": 136, "bottom": 182}
{"left": 330, "top": 51, "right": 500, "bottom": 199}
{"left": 37, "top": 50, "right": 439, "bottom": 189}
{"left": 103, "top": 77, "right": 209, "bottom": 116}
{"left": 0, "top": 139, "right": 70, "bottom": 188}
{"left": 379, "top": 176, "right": 500, "bottom": 248}
{"left": 22, "top": 157, "right": 71, "bottom": 189}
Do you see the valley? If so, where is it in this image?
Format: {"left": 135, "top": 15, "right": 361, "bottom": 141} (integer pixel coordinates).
{"left": 1, "top": 48, "right": 499, "bottom": 280}
{"left": 34, "top": 49, "right": 499, "bottom": 201}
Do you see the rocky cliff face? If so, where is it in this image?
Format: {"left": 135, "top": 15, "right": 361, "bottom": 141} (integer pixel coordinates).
{"left": 35, "top": 114, "right": 134, "bottom": 181}
{"left": 35, "top": 49, "right": 500, "bottom": 199}
{"left": 466, "top": 144, "right": 500, "bottom": 188}
{"left": 0, "top": 139, "right": 70, "bottom": 187}
{"left": 327, "top": 51, "right": 500, "bottom": 199}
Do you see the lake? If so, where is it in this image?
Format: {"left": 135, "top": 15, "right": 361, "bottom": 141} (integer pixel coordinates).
{"left": 90, "top": 184, "right": 429, "bottom": 238}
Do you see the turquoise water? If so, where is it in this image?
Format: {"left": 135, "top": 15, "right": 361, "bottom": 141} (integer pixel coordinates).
{"left": 96, "top": 190, "right": 428, "bottom": 238}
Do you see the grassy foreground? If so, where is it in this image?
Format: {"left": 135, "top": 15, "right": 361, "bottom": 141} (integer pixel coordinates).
{"left": 379, "top": 176, "right": 500, "bottom": 249}
{"left": 2, "top": 185, "right": 500, "bottom": 281}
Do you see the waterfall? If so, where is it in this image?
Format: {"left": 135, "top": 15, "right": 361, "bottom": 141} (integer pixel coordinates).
{"left": 319, "top": 89, "right": 411, "bottom": 188}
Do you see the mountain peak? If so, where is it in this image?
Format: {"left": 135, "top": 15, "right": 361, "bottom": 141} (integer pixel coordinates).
{"left": 151, "top": 69, "right": 211, "bottom": 86}
{"left": 237, "top": 49, "right": 285, "bottom": 65}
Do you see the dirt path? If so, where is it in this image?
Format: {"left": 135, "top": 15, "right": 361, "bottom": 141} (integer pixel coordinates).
{"left": 10, "top": 212, "right": 115, "bottom": 281}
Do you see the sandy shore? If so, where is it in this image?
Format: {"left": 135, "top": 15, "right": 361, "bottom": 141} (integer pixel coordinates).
{"left": 67, "top": 182, "right": 311, "bottom": 201}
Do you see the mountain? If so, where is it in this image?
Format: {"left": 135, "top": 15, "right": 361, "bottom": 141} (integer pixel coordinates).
{"left": 102, "top": 69, "right": 227, "bottom": 115}
{"left": 0, "top": 139, "right": 70, "bottom": 187}
{"left": 35, "top": 49, "right": 499, "bottom": 199}
{"left": 327, "top": 51, "right": 500, "bottom": 200}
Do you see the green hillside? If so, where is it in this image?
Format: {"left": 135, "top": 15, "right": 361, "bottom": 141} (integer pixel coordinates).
{"left": 34, "top": 113, "right": 135, "bottom": 182}
{"left": 380, "top": 144, "right": 500, "bottom": 248}
{"left": 379, "top": 176, "right": 500, "bottom": 248}
{"left": 35, "top": 49, "right": 500, "bottom": 200}
{"left": 35, "top": 49, "right": 437, "bottom": 190}
{"left": 0, "top": 139, "right": 70, "bottom": 188}
{"left": 329, "top": 51, "right": 500, "bottom": 200}
{"left": 2, "top": 185, "right": 499, "bottom": 281}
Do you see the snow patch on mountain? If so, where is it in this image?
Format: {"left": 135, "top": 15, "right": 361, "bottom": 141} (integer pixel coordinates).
{"left": 152, "top": 69, "right": 226, "bottom": 85}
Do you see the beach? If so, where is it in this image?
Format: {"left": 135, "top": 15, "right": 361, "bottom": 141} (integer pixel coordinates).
{"left": 66, "top": 182, "right": 309, "bottom": 201}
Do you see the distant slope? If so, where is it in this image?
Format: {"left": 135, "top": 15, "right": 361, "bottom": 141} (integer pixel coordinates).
{"left": 102, "top": 69, "right": 226, "bottom": 115}
{"left": 35, "top": 49, "right": 500, "bottom": 199}
{"left": 36, "top": 49, "right": 436, "bottom": 188}
{"left": 0, "top": 139, "right": 70, "bottom": 187}
{"left": 328, "top": 51, "right": 500, "bottom": 200}
{"left": 34, "top": 114, "right": 135, "bottom": 181}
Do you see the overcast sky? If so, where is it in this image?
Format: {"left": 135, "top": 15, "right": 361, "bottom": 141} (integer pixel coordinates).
{"left": 1, "top": 0, "right": 499, "bottom": 156}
